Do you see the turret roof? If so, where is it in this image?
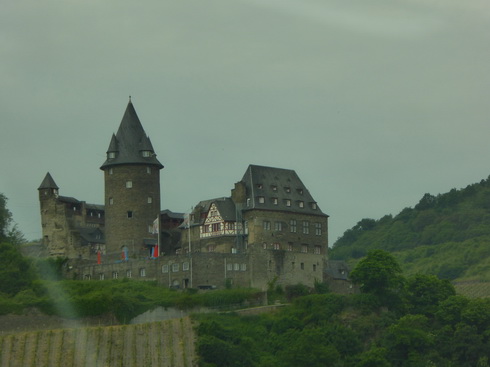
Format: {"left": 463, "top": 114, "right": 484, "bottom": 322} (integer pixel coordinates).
{"left": 38, "top": 172, "right": 59, "bottom": 190}
{"left": 100, "top": 101, "right": 164, "bottom": 170}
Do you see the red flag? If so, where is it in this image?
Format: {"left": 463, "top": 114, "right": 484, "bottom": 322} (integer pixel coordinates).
{"left": 97, "top": 250, "right": 101, "bottom": 265}
{"left": 154, "top": 244, "right": 159, "bottom": 258}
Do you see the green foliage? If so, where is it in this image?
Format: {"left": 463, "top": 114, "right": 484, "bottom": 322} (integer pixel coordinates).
{"left": 0, "top": 193, "right": 25, "bottom": 245}
{"left": 0, "top": 242, "right": 36, "bottom": 296}
{"left": 404, "top": 274, "right": 455, "bottom": 315}
{"left": 330, "top": 178, "right": 490, "bottom": 281}
{"left": 350, "top": 250, "right": 404, "bottom": 298}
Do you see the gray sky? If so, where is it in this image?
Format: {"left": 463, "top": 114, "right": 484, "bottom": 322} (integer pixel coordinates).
{"left": 2, "top": 0, "right": 490, "bottom": 244}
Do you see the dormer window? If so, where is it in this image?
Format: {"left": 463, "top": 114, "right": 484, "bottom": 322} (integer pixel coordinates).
{"left": 297, "top": 189, "right": 304, "bottom": 195}
{"left": 271, "top": 185, "right": 277, "bottom": 191}
{"left": 142, "top": 150, "right": 152, "bottom": 157}
{"left": 311, "top": 202, "right": 317, "bottom": 210}
{"left": 299, "top": 201, "right": 304, "bottom": 208}
{"left": 108, "top": 152, "right": 116, "bottom": 159}
{"left": 258, "top": 196, "right": 265, "bottom": 204}
{"left": 257, "top": 184, "right": 263, "bottom": 189}
{"left": 285, "top": 187, "right": 291, "bottom": 193}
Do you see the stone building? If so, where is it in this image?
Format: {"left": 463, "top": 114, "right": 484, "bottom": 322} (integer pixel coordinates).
{"left": 39, "top": 100, "right": 351, "bottom": 291}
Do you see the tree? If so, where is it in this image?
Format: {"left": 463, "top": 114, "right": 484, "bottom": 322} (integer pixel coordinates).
{"left": 0, "top": 193, "right": 25, "bottom": 244}
{"left": 405, "top": 274, "right": 455, "bottom": 316}
{"left": 350, "top": 250, "right": 404, "bottom": 299}
{"left": 0, "top": 242, "right": 36, "bottom": 295}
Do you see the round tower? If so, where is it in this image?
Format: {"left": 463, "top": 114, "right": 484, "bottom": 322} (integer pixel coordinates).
{"left": 100, "top": 101, "right": 163, "bottom": 258}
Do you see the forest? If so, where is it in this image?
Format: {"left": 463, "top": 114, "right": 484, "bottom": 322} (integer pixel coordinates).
{"left": 330, "top": 176, "right": 490, "bottom": 280}
{"left": 195, "top": 250, "right": 490, "bottom": 367}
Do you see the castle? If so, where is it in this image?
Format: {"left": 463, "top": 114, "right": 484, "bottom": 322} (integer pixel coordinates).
{"left": 38, "top": 101, "right": 351, "bottom": 291}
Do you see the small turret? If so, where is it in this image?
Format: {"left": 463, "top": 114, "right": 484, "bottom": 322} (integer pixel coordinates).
{"left": 38, "top": 172, "right": 59, "bottom": 199}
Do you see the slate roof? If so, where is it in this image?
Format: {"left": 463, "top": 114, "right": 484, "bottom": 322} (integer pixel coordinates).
{"left": 100, "top": 101, "right": 164, "bottom": 170}
{"left": 38, "top": 172, "right": 59, "bottom": 190}
{"left": 160, "top": 209, "right": 185, "bottom": 220}
{"left": 240, "top": 165, "right": 328, "bottom": 216}
{"left": 324, "top": 260, "right": 350, "bottom": 280}
{"left": 193, "top": 197, "right": 237, "bottom": 225}
{"left": 78, "top": 227, "right": 105, "bottom": 245}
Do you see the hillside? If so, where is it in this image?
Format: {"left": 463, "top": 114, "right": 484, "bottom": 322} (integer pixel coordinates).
{"left": 330, "top": 176, "right": 490, "bottom": 281}
{"left": 0, "top": 317, "right": 196, "bottom": 367}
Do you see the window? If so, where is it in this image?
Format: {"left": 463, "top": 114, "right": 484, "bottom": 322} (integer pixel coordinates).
{"left": 287, "top": 242, "right": 293, "bottom": 251}
{"left": 285, "top": 199, "right": 291, "bottom": 207}
{"left": 148, "top": 225, "right": 153, "bottom": 233}
{"left": 84, "top": 274, "right": 91, "bottom": 280}
{"left": 263, "top": 242, "right": 267, "bottom": 249}
{"left": 162, "top": 265, "right": 169, "bottom": 273}
{"left": 148, "top": 196, "right": 152, "bottom": 204}
{"left": 258, "top": 196, "right": 265, "bottom": 204}
{"left": 271, "top": 185, "right": 277, "bottom": 191}
{"left": 234, "top": 263, "right": 240, "bottom": 271}
{"left": 272, "top": 197, "right": 278, "bottom": 205}
{"left": 285, "top": 187, "right": 291, "bottom": 193}
{"left": 301, "top": 244, "right": 308, "bottom": 253}
{"left": 172, "top": 263, "right": 179, "bottom": 272}
{"left": 127, "top": 211, "right": 133, "bottom": 218}
{"left": 140, "top": 268, "right": 146, "bottom": 277}
{"left": 246, "top": 198, "right": 251, "bottom": 207}
{"left": 311, "top": 202, "right": 317, "bottom": 210}
{"left": 183, "top": 262, "right": 190, "bottom": 271}
{"left": 126, "top": 269, "right": 132, "bottom": 278}
{"left": 146, "top": 167, "right": 151, "bottom": 174}
{"left": 313, "top": 264, "right": 317, "bottom": 271}
{"left": 126, "top": 181, "right": 132, "bottom": 189}
{"left": 301, "top": 263, "right": 305, "bottom": 270}
{"left": 109, "top": 197, "right": 114, "bottom": 205}
{"left": 299, "top": 201, "right": 304, "bottom": 208}
{"left": 241, "top": 264, "right": 247, "bottom": 271}
{"left": 290, "top": 220, "right": 297, "bottom": 233}
{"left": 263, "top": 221, "right": 271, "bottom": 230}
{"left": 315, "top": 223, "right": 322, "bottom": 236}
{"left": 274, "top": 222, "right": 282, "bottom": 231}
{"left": 297, "top": 189, "right": 304, "bottom": 195}
{"left": 109, "top": 168, "right": 113, "bottom": 175}
{"left": 99, "top": 273, "right": 105, "bottom": 280}
{"left": 257, "top": 184, "right": 263, "bottom": 189}
{"left": 212, "top": 223, "right": 221, "bottom": 232}
{"left": 314, "top": 245, "right": 321, "bottom": 254}
{"left": 226, "top": 222, "right": 235, "bottom": 230}
{"left": 244, "top": 221, "right": 249, "bottom": 234}
{"left": 227, "top": 263, "right": 233, "bottom": 271}
{"left": 108, "top": 152, "right": 116, "bottom": 159}
{"left": 112, "top": 271, "right": 118, "bottom": 279}
{"left": 142, "top": 150, "right": 151, "bottom": 157}
{"left": 273, "top": 243, "right": 281, "bottom": 250}
{"left": 303, "top": 221, "right": 309, "bottom": 234}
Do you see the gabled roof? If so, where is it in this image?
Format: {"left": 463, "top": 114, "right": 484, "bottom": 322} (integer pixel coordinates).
{"left": 100, "top": 101, "right": 164, "bottom": 170}
{"left": 193, "top": 197, "right": 237, "bottom": 225}
{"left": 240, "top": 164, "right": 328, "bottom": 216}
{"left": 38, "top": 172, "right": 59, "bottom": 190}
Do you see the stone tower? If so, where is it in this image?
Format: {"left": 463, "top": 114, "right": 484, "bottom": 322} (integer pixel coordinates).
{"left": 100, "top": 100, "right": 163, "bottom": 257}
{"left": 38, "top": 172, "right": 63, "bottom": 255}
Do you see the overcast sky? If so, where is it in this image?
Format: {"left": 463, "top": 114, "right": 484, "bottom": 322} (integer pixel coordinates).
{"left": 1, "top": 0, "right": 489, "bottom": 244}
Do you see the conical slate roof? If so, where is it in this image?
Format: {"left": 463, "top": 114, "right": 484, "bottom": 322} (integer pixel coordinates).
{"left": 100, "top": 101, "right": 164, "bottom": 170}
{"left": 38, "top": 172, "right": 59, "bottom": 190}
